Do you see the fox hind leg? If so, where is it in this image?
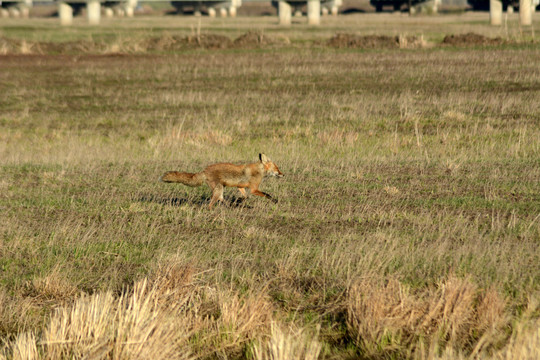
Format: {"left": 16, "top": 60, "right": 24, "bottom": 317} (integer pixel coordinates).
{"left": 238, "top": 188, "right": 247, "bottom": 198}
{"left": 209, "top": 183, "right": 224, "bottom": 208}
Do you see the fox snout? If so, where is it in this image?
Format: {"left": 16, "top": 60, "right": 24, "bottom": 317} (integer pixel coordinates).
{"left": 271, "top": 168, "right": 284, "bottom": 178}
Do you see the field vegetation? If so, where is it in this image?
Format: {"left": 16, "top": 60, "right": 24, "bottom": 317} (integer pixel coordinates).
{"left": 0, "top": 12, "right": 539, "bottom": 359}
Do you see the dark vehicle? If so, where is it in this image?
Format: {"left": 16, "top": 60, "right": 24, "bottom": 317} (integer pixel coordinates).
{"left": 370, "top": 0, "right": 423, "bottom": 12}
{"left": 467, "top": 0, "right": 539, "bottom": 10}
{"left": 371, "top": 0, "right": 539, "bottom": 12}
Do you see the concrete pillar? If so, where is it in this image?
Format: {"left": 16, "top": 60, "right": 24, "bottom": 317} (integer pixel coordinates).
{"left": 307, "top": 0, "right": 320, "bottom": 25}
{"left": 87, "top": 0, "right": 101, "bottom": 25}
{"left": 20, "top": 6, "right": 30, "bottom": 18}
{"left": 490, "top": 0, "right": 502, "bottom": 25}
{"left": 418, "top": 0, "right": 437, "bottom": 13}
{"left": 331, "top": 5, "right": 339, "bottom": 15}
{"left": 294, "top": 9, "right": 302, "bottom": 17}
{"left": 126, "top": 0, "right": 136, "bottom": 16}
{"left": 208, "top": 7, "right": 216, "bottom": 17}
{"left": 125, "top": 6, "right": 134, "bottom": 17}
{"left": 58, "top": 2, "right": 73, "bottom": 26}
{"left": 278, "top": 1, "right": 291, "bottom": 25}
{"left": 520, "top": 0, "right": 532, "bottom": 25}
{"left": 229, "top": 0, "right": 240, "bottom": 16}
{"left": 507, "top": 6, "right": 514, "bottom": 14}
{"left": 192, "top": 3, "right": 201, "bottom": 16}
{"left": 1, "top": 8, "right": 9, "bottom": 18}
{"left": 434, "top": 0, "right": 440, "bottom": 12}
{"left": 219, "top": 7, "right": 227, "bottom": 17}
{"left": 104, "top": 7, "right": 114, "bottom": 17}
{"left": 321, "top": 7, "right": 328, "bottom": 15}
{"left": 9, "top": 7, "right": 21, "bottom": 17}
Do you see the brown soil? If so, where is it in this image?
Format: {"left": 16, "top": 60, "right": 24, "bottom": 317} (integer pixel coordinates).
{"left": 233, "top": 31, "right": 288, "bottom": 47}
{"left": 328, "top": 33, "right": 399, "bottom": 48}
{"left": 0, "top": 32, "right": 288, "bottom": 54}
{"left": 145, "top": 34, "right": 232, "bottom": 50}
{"left": 0, "top": 31, "right": 510, "bottom": 55}
{"left": 327, "top": 33, "right": 426, "bottom": 49}
{"left": 1, "top": 37, "right": 104, "bottom": 54}
{"left": 183, "top": 34, "right": 233, "bottom": 49}
{"left": 442, "top": 33, "right": 505, "bottom": 46}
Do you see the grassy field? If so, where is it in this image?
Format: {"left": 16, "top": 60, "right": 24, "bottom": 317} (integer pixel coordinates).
{"left": 1, "top": 12, "right": 539, "bottom": 359}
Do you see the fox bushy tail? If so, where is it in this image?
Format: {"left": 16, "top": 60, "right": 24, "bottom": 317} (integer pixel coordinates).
{"left": 161, "top": 171, "right": 206, "bottom": 187}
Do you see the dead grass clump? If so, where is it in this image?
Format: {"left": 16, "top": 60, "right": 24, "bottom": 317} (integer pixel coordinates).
{"left": 24, "top": 267, "right": 79, "bottom": 302}
{"left": 253, "top": 324, "right": 321, "bottom": 360}
{"left": 0, "top": 290, "right": 43, "bottom": 338}
{"left": 8, "top": 280, "right": 192, "bottom": 360}
{"left": 0, "top": 37, "right": 34, "bottom": 55}
{"left": 208, "top": 289, "right": 274, "bottom": 355}
{"left": 146, "top": 261, "right": 199, "bottom": 308}
{"left": 2, "top": 276, "right": 276, "bottom": 359}
{"left": 398, "top": 34, "right": 428, "bottom": 49}
{"left": 493, "top": 319, "right": 540, "bottom": 360}
{"left": 428, "top": 318, "right": 540, "bottom": 360}
{"left": 151, "top": 262, "right": 195, "bottom": 292}
{"left": 346, "top": 276, "right": 509, "bottom": 357}
{"left": 5, "top": 332, "right": 39, "bottom": 360}
{"left": 475, "top": 287, "right": 507, "bottom": 332}
{"left": 144, "top": 32, "right": 184, "bottom": 51}
{"left": 347, "top": 278, "right": 408, "bottom": 357}
{"left": 442, "top": 33, "right": 504, "bottom": 46}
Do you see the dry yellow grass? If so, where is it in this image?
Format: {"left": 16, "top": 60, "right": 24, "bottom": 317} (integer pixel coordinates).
{"left": 346, "top": 276, "right": 512, "bottom": 357}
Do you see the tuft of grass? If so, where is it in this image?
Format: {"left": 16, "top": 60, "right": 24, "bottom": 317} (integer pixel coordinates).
{"left": 346, "top": 275, "right": 511, "bottom": 357}
{"left": 253, "top": 324, "right": 322, "bottom": 360}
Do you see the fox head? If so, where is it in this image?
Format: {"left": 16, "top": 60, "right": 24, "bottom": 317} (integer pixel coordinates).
{"left": 259, "top": 153, "right": 284, "bottom": 178}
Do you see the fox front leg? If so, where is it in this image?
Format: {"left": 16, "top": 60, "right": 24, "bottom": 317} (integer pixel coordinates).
{"left": 250, "top": 188, "right": 278, "bottom": 203}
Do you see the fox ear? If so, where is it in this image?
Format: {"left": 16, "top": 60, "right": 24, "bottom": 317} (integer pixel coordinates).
{"left": 259, "top": 153, "right": 269, "bottom": 163}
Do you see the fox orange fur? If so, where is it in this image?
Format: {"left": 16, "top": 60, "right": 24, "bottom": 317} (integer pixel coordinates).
{"left": 161, "top": 153, "right": 284, "bottom": 208}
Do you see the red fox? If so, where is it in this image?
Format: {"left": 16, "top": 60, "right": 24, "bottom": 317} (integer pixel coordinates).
{"left": 161, "top": 153, "right": 284, "bottom": 208}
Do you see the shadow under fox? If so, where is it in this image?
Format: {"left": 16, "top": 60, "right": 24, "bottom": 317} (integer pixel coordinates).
{"left": 161, "top": 153, "right": 284, "bottom": 208}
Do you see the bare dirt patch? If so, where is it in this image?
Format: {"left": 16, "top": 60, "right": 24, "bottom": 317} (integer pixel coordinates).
{"left": 0, "top": 32, "right": 516, "bottom": 55}
{"left": 233, "top": 31, "right": 286, "bottom": 47}
{"left": 182, "top": 34, "right": 233, "bottom": 49}
{"left": 327, "top": 33, "right": 426, "bottom": 49}
{"left": 0, "top": 32, "right": 291, "bottom": 54}
{"left": 1, "top": 37, "right": 103, "bottom": 54}
{"left": 328, "top": 33, "right": 400, "bottom": 48}
{"left": 144, "top": 33, "right": 232, "bottom": 50}
{"left": 442, "top": 33, "right": 505, "bottom": 46}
